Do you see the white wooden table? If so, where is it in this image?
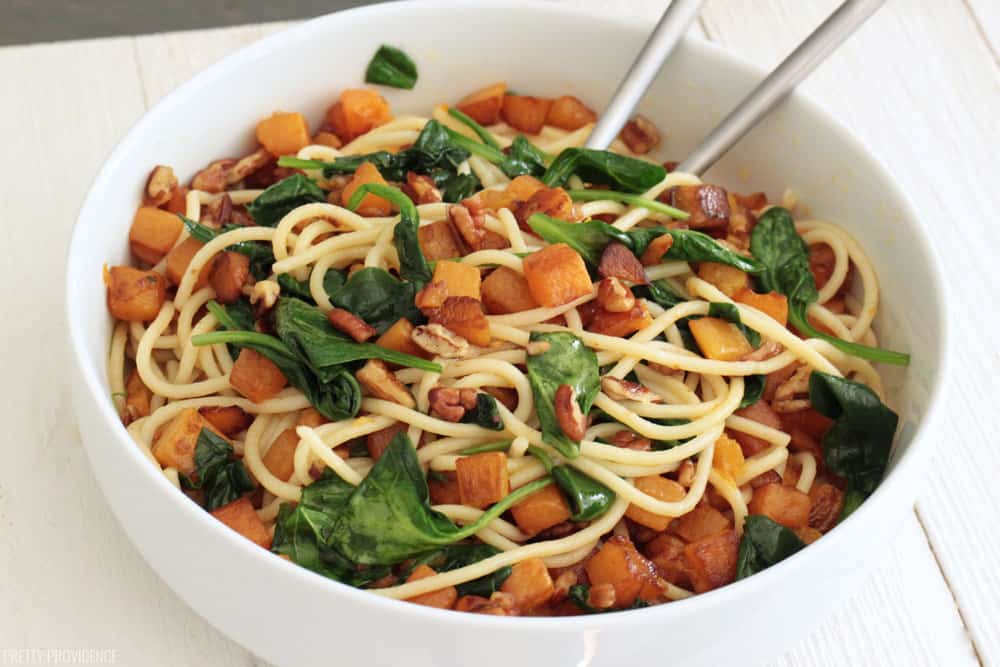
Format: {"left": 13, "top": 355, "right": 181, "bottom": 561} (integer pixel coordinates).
{"left": 1, "top": 1, "right": 997, "bottom": 665}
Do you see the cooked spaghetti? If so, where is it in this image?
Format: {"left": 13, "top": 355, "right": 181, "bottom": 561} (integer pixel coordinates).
{"left": 104, "top": 73, "right": 904, "bottom": 615}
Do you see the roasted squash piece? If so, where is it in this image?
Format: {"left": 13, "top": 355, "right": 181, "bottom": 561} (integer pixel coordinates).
{"left": 584, "top": 536, "right": 661, "bottom": 607}
{"left": 546, "top": 95, "right": 597, "bottom": 131}
{"left": 500, "top": 557, "right": 554, "bottom": 611}
{"left": 199, "top": 406, "right": 253, "bottom": 437}
{"left": 670, "top": 185, "right": 730, "bottom": 229}
{"left": 645, "top": 533, "right": 691, "bottom": 588}
{"left": 456, "top": 82, "right": 507, "bottom": 126}
{"left": 210, "top": 251, "right": 251, "bottom": 304}
{"left": 406, "top": 564, "right": 458, "bottom": 609}
{"left": 711, "top": 434, "right": 745, "bottom": 482}
{"left": 689, "top": 317, "right": 754, "bottom": 361}
{"left": 129, "top": 206, "right": 183, "bottom": 264}
{"left": 480, "top": 266, "right": 539, "bottom": 315}
{"left": 105, "top": 265, "right": 167, "bottom": 322}
{"left": 625, "top": 475, "right": 685, "bottom": 532}
{"left": 734, "top": 287, "right": 788, "bottom": 326}
{"left": 261, "top": 428, "right": 298, "bottom": 482}
{"left": 418, "top": 220, "right": 466, "bottom": 261}
{"left": 671, "top": 505, "right": 732, "bottom": 543}
{"left": 211, "top": 496, "right": 271, "bottom": 548}
{"left": 255, "top": 111, "right": 310, "bottom": 156}
{"left": 455, "top": 451, "right": 509, "bottom": 509}
{"left": 165, "top": 237, "right": 213, "bottom": 289}
{"left": 729, "top": 400, "right": 783, "bottom": 457}
{"left": 428, "top": 470, "right": 462, "bottom": 505}
{"left": 510, "top": 484, "right": 572, "bottom": 536}
{"left": 696, "top": 262, "right": 748, "bottom": 298}
{"left": 501, "top": 95, "right": 552, "bottom": 134}
{"left": 124, "top": 368, "right": 152, "bottom": 424}
{"left": 430, "top": 296, "right": 491, "bottom": 347}
{"left": 341, "top": 161, "right": 393, "bottom": 216}
{"left": 587, "top": 301, "right": 653, "bottom": 337}
{"left": 522, "top": 243, "right": 592, "bottom": 307}
{"left": 151, "top": 407, "right": 220, "bottom": 476}
{"left": 230, "top": 348, "right": 288, "bottom": 403}
{"left": 748, "top": 483, "right": 811, "bottom": 529}
{"left": 683, "top": 529, "right": 738, "bottom": 593}
{"left": 375, "top": 318, "right": 430, "bottom": 360}
{"left": 367, "top": 422, "right": 408, "bottom": 461}
{"left": 432, "top": 260, "right": 481, "bottom": 300}
{"left": 326, "top": 89, "right": 393, "bottom": 142}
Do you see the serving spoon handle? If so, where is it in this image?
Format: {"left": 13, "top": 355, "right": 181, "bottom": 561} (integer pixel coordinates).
{"left": 584, "top": 0, "right": 705, "bottom": 150}
{"left": 677, "top": 0, "right": 885, "bottom": 175}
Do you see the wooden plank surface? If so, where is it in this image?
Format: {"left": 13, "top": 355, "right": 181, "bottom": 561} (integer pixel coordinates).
{"left": 0, "top": 1, "right": 995, "bottom": 665}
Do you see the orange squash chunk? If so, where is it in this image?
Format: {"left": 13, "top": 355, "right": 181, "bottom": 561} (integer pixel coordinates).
{"left": 296, "top": 407, "right": 327, "bottom": 428}
{"left": 199, "top": 406, "right": 253, "bottom": 437}
{"left": 712, "top": 434, "right": 745, "bottom": 482}
{"left": 626, "top": 476, "right": 686, "bottom": 532}
{"left": 164, "top": 185, "right": 190, "bottom": 215}
{"left": 587, "top": 301, "right": 653, "bottom": 337}
{"left": 748, "top": 483, "right": 812, "bottom": 529}
{"left": 729, "top": 400, "right": 783, "bottom": 457}
{"left": 697, "top": 262, "right": 749, "bottom": 297}
{"left": 262, "top": 428, "right": 298, "bottom": 482}
{"left": 501, "top": 95, "right": 552, "bottom": 134}
{"left": 129, "top": 206, "right": 183, "bottom": 264}
{"left": 326, "top": 89, "right": 393, "bottom": 142}
{"left": 406, "top": 564, "right": 458, "bottom": 609}
{"left": 428, "top": 470, "right": 462, "bottom": 505}
{"left": 211, "top": 496, "right": 271, "bottom": 548}
{"left": 432, "top": 260, "right": 481, "bottom": 300}
{"left": 585, "top": 535, "right": 661, "bottom": 607}
{"left": 645, "top": 533, "right": 691, "bottom": 587}
{"left": 500, "top": 557, "right": 554, "bottom": 611}
{"left": 430, "top": 296, "right": 491, "bottom": 346}
{"left": 546, "top": 95, "right": 597, "bottom": 131}
{"left": 672, "top": 505, "right": 732, "bottom": 543}
{"left": 151, "top": 407, "right": 222, "bottom": 476}
{"left": 689, "top": 317, "right": 754, "bottom": 361}
{"left": 481, "top": 266, "right": 539, "bottom": 315}
{"left": 105, "top": 265, "right": 167, "bottom": 322}
{"left": 256, "top": 111, "right": 310, "bottom": 156}
{"left": 366, "top": 422, "right": 407, "bottom": 461}
{"left": 455, "top": 451, "right": 509, "bottom": 509}
{"left": 230, "top": 348, "right": 288, "bottom": 403}
{"left": 124, "top": 368, "right": 152, "bottom": 423}
{"left": 683, "top": 529, "right": 738, "bottom": 593}
{"left": 375, "top": 318, "right": 430, "bottom": 360}
{"left": 734, "top": 287, "right": 788, "bottom": 326}
{"left": 456, "top": 82, "right": 507, "bottom": 126}
{"left": 522, "top": 243, "right": 592, "bottom": 307}
{"left": 418, "top": 220, "right": 466, "bottom": 261}
{"left": 341, "top": 161, "right": 393, "bottom": 216}
{"left": 510, "top": 484, "right": 572, "bottom": 536}
{"left": 165, "top": 237, "right": 214, "bottom": 289}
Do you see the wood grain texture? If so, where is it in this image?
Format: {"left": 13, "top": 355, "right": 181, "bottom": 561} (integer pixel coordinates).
{"left": 0, "top": 2, "right": 994, "bottom": 666}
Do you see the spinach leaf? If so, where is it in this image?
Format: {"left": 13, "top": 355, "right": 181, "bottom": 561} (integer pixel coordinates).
{"left": 364, "top": 45, "right": 418, "bottom": 89}
{"left": 566, "top": 188, "right": 688, "bottom": 220}
{"left": 246, "top": 173, "right": 327, "bottom": 227}
{"left": 736, "top": 514, "right": 806, "bottom": 579}
{"left": 634, "top": 279, "right": 685, "bottom": 309}
{"left": 542, "top": 148, "right": 666, "bottom": 192}
{"left": 327, "top": 267, "right": 424, "bottom": 335}
{"left": 500, "top": 135, "right": 548, "bottom": 178}
{"left": 447, "top": 107, "right": 501, "bottom": 150}
{"left": 180, "top": 216, "right": 275, "bottom": 280}
{"left": 460, "top": 393, "right": 504, "bottom": 431}
{"left": 437, "top": 172, "right": 481, "bottom": 203}
{"left": 525, "top": 332, "right": 600, "bottom": 459}
{"left": 526, "top": 213, "right": 763, "bottom": 274}
{"left": 750, "top": 207, "right": 909, "bottom": 365}
{"left": 809, "top": 371, "right": 898, "bottom": 502}
{"left": 279, "top": 152, "right": 397, "bottom": 178}
{"left": 459, "top": 440, "right": 512, "bottom": 455}
{"left": 274, "top": 297, "right": 439, "bottom": 373}
{"left": 276, "top": 270, "right": 346, "bottom": 305}
{"left": 191, "top": 428, "right": 255, "bottom": 512}
{"left": 529, "top": 446, "right": 615, "bottom": 521}
{"left": 328, "top": 433, "right": 552, "bottom": 565}
{"left": 411, "top": 543, "right": 512, "bottom": 597}
{"left": 740, "top": 375, "right": 765, "bottom": 409}
{"left": 207, "top": 299, "right": 254, "bottom": 332}
{"left": 568, "top": 585, "right": 649, "bottom": 613}
{"left": 346, "top": 183, "right": 432, "bottom": 285}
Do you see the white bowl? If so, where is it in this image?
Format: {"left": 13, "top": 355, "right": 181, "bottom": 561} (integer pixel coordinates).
{"left": 65, "top": 2, "right": 950, "bottom": 665}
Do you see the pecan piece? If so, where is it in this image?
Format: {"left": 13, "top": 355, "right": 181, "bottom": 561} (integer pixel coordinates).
{"left": 808, "top": 483, "right": 845, "bottom": 533}
{"left": 144, "top": 165, "right": 178, "bottom": 207}
{"left": 411, "top": 323, "right": 470, "bottom": 358}
{"left": 414, "top": 281, "right": 448, "bottom": 313}
{"left": 773, "top": 364, "right": 812, "bottom": 413}
{"left": 596, "top": 277, "right": 635, "bottom": 313}
{"left": 428, "top": 386, "right": 479, "bottom": 422}
{"left": 608, "top": 429, "right": 652, "bottom": 451}
{"left": 192, "top": 158, "right": 237, "bottom": 193}
{"left": 554, "top": 384, "right": 587, "bottom": 441}
{"left": 201, "top": 192, "right": 233, "bottom": 228}
{"left": 227, "top": 148, "right": 274, "bottom": 185}
{"left": 620, "top": 114, "right": 661, "bottom": 155}
{"left": 210, "top": 251, "right": 250, "bottom": 304}
{"left": 449, "top": 203, "right": 486, "bottom": 249}
{"left": 327, "top": 308, "right": 377, "bottom": 342}
{"left": 510, "top": 187, "right": 576, "bottom": 230}
{"left": 405, "top": 172, "right": 442, "bottom": 204}
{"left": 598, "top": 242, "right": 647, "bottom": 284}
{"left": 670, "top": 185, "right": 731, "bottom": 230}
{"left": 601, "top": 376, "right": 662, "bottom": 403}
{"left": 676, "top": 460, "right": 696, "bottom": 487}
{"left": 640, "top": 234, "right": 674, "bottom": 266}
{"left": 741, "top": 340, "right": 783, "bottom": 362}
{"left": 249, "top": 279, "right": 280, "bottom": 310}
{"left": 748, "top": 469, "right": 782, "bottom": 489}
{"left": 356, "top": 359, "right": 415, "bottom": 408}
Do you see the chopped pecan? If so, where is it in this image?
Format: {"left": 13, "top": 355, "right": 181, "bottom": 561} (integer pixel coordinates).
{"left": 144, "top": 165, "right": 178, "bottom": 206}
{"left": 587, "top": 582, "right": 617, "bottom": 609}
{"left": 640, "top": 234, "right": 674, "bottom": 266}
{"left": 327, "top": 308, "right": 377, "bottom": 342}
{"left": 748, "top": 470, "right": 782, "bottom": 489}
{"left": 450, "top": 203, "right": 487, "bottom": 249}
{"left": 808, "top": 483, "right": 845, "bottom": 533}
{"left": 249, "top": 279, "right": 280, "bottom": 309}
{"left": 596, "top": 277, "right": 635, "bottom": 313}
{"left": 608, "top": 429, "right": 652, "bottom": 451}
{"left": 356, "top": 359, "right": 415, "bottom": 408}
{"left": 676, "top": 460, "right": 696, "bottom": 487}
{"left": 741, "top": 340, "right": 783, "bottom": 362}
{"left": 227, "top": 148, "right": 274, "bottom": 185}
{"left": 598, "top": 242, "right": 647, "bottom": 284}
{"left": 601, "top": 376, "right": 662, "bottom": 403}
{"left": 554, "top": 384, "right": 587, "bottom": 441}
{"left": 192, "top": 158, "right": 237, "bottom": 193}
{"left": 201, "top": 193, "right": 233, "bottom": 228}
{"left": 511, "top": 187, "right": 576, "bottom": 230}
{"left": 411, "top": 323, "right": 470, "bottom": 358}
{"left": 428, "top": 386, "right": 479, "bottom": 421}
{"left": 415, "top": 281, "right": 448, "bottom": 313}
{"left": 773, "top": 364, "right": 812, "bottom": 413}
{"left": 620, "top": 115, "right": 661, "bottom": 155}
{"left": 405, "top": 172, "right": 442, "bottom": 204}
{"left": 210, "top": 251, "right": 250, "bottom": 304}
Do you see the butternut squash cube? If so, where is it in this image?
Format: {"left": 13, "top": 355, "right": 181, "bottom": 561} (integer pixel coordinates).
{"left": 748, "top": 483, "right": 811, "bottom": 529}
{"left": 367, "top": 422, "right": 407, "bottom": 461}
{"left": 375, "top": 318, "right": 430, "bottom": 360}
{"left": 211, "top": 496, "right": 271, "bottom": 548}
{"left": 671, "top": 505, "right": 732, "bottom": 543}
{"left": 124, "top": 368, "right": 152, "bottom": 423}
{"left": 712, "top": 434, "right": 745, "bottom": 482}
{"left": 688, "top": 317, "right": 754, "bottom": 361}
{"left": 255, "top": 111, "right": 310, "bottom": 156}
{"left": 587, "top": 302, "right": 653, "bottom": 337}
{"left": 546, "top": 95, "right": 597, "bottom": 131}
{"left": 510, "top": 484, "right": 572, "bottom": 536}
{"left": 500, "top": 557, "right": 554, "bottom": 611}
{"left": 326, "top": 89, "right": 393, "bottom": 142}
{"left": 683, "top": 529, "right": 738, "bottom": 593}
{"left": 522, "top": 243, "right": 592, "bottom": 307}
{"left": 151, "top": 407, "right": 220, "bottom": 476}
{"left": 501, "top": 95, "right": 552, "bottom": 134}
{"left": 418, "top": 220, "right": 466, "bottom": 261}
{"left": 296, "top": 407, "right": 327, "bottom": 428}
{"left": 734, "top": 287, "right": 789, "bottom": 326}
{"left": 263, "top": 428, "right": 298, "bottom": 482}
{"left": 455, "top": 451, "right": 509, "bottom": 509}
{"left": 341, "top": 161, "right": 392, "bottom": 216}
{"left": 406, "top": 564, "right": 458, "bottom": 609}
{"left": 625, "top": 475, "right": 686, "bottom": 532}
{"left": 428, "top": 470, "right": 462, "bottom": 505}
{"left": 696, "top": 262, "right": 748, "bottom": 297}
{"left": 165, "top": 237, "right": 213, "bottom": 289}
{"left": 456, "top": 82, "right": 507, "bottom": 126}
{"left": 430, "top": 296, "right": 491, "bottom": 347}
{"left": 481, "top": 266, "right": 539, "bottom": 314}
{"left": 432, "top": 260, "right": 481, "bottom": 300}
{"left": 230, "top": 348, "right": 287, "bottom": 403}
{"left": 199, "top": 406, "right": 253, "bottom": 437}
{"left": 105, "top": 265, "right": 167, "bottom": 322}
{"left": 129, "top": 206, "right": 183, "bottom": 264}
{"left": 584, "top": 535, "right": 661, "bottom": 607}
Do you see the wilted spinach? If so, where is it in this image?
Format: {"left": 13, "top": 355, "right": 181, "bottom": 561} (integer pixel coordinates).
{"left": 750, "top": 207, "right": 909, "bottom": 365}
{"left": 499, "top": 135, "right": 548, "bottom": 178}
{"left": 327, "top": 267, "right": 424, "bottom": 335}
{"left": 736, "top": 514, "right": 806, "bottom": 579}
{"left": 447, "top": 107, "right": 502, "bottom": 150}
{"left": 246, "top": 173, "right": 326, "bottom": 227}
{"left": 364, "top": 44, "right": 418, "bottom": 89}
{"left": 525, "top": 331, "right": 600, "bottom": 459}
{"left": 528, "top": 446, "right": 615, "bottom": 521}
{"left": 347, "top": 183, "right": 432, "bottom": 285}
{"left": 180, "top": 215, "right": 275, "bottom": 280}
{"left": 409, "top": 543, "right": 512, "bottom": 597}
{"left": 460, "top": 393, "right": 504, "bottom": 431}
{"left": 542, "top": 148, "right": 666, "bottom": 192}
{"left": 634, "top": 279, "right": 685, "bottom": 309}
{"left": 188, "top": 428, "right": 255, "bottom": 512}
{"left": 276, "top": 270, "right": 346, "bottom": 305}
